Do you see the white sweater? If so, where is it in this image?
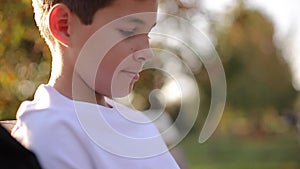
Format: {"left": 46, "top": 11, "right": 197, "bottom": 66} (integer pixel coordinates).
{"left": 12, "top": 85, "right": 180, "bottom": 169}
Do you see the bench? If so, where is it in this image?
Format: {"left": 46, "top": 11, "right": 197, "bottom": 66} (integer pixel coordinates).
{"left": 0, "top": 120, "right": 16, "bottom": 132}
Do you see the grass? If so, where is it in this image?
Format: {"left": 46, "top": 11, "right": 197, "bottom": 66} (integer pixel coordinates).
{"left": 178, "top": 131, "right": 300, "bottom": 169}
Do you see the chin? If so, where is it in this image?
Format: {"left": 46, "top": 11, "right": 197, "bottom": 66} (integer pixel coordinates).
{"left": 109, "top": 88, "right": 132, "bottom": 98}
{"left": 110, "top": 81, "right": 134, "bottom": 98}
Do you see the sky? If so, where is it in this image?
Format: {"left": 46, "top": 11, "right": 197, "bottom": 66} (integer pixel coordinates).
{"left": 201, "top": 0, "right": 300, "bottom": 90}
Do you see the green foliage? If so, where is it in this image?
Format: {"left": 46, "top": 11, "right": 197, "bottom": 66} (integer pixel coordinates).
{"left": 0, "top": 0, "right": 297, "bottom": 130}
{"left": 0, "top": 0, "right": 51, "bottom": 119}
{"left": 216, "top": 3, "right": 297, "bottom": 113}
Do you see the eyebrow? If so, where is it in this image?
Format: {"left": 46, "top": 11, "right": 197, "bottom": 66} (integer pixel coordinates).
{"left": 127, "top": 17, "right": 145, "bottom": 25}
{"left": 125, "top": 17, "right": 157, "bottom": 29}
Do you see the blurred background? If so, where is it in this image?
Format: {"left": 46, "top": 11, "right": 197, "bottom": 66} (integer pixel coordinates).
{"left": 0, "top": 0, "right": 300, "bottom": 168}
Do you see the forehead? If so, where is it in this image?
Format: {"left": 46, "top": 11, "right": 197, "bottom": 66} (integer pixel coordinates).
{"left": 110, "top": 0, "right": 158, "bottom": 13}
{"left": 119, "top": 13, "right": 157, "bottom": 26}
{"left": 94, "top": 0, "right": 158, "bottom": 26}
{"left": 88, "top": 0, "right": 158, "bottom": 35}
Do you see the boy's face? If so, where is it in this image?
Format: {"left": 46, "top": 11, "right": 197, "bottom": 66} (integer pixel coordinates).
{"left": 71, "top": 0, "right": 158, "bottom": 98}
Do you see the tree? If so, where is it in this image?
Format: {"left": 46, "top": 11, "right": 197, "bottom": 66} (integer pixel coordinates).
{"left": 216, "top": 2, "right": 296, "bottom": 125}
{"left": 0, "top": 0, "right": 51, "bottom": 119}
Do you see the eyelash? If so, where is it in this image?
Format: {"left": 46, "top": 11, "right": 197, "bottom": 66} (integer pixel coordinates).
{"left": 119, "top": 29, "right": 135, "bottom": 37}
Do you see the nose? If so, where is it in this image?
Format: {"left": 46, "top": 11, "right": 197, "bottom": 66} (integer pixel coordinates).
{"left": 132, "top": 34, "right": 153, "bottom": 63}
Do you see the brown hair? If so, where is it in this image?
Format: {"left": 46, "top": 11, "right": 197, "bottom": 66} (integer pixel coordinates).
{"left": 32, "top": 0, "right": 114, "bottom": 49}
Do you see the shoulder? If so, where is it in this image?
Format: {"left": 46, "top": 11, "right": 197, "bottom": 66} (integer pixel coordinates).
{"left": 13, "top": 86, "right": 76, "bottom": 134}
{"left": 12, "top": 84, "right": 85, "bottom": 148}
{"left": 12, "top": 88, "right": 95, "bottom": 169}
{"left": 16, "top": 84, "right": 73, "bottom": 117}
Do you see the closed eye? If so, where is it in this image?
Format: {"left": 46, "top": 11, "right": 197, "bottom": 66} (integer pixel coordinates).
{"left": 119, "top": 29, "right": 135, "bottom": 37}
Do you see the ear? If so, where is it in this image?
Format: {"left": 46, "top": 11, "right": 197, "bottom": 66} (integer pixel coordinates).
{"left": 48, "top": 4, "right": 71, "bottom": 47}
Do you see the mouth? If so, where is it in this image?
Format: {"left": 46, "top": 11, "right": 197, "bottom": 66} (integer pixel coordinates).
{"left": 121, "top": 70, "right": 140, "bottom": 81}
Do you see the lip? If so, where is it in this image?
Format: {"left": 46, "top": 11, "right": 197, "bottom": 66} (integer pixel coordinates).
{"left": 121, "top": 70, "right": 140, "bottom": 80}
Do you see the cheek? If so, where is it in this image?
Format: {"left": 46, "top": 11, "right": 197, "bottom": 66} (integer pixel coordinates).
{"left": 94, "top": 58, "right": 115, "bottom": 96}
{"left": 94, "top": 44, "right": 132, "bottom": 96}
{"left": 111, "top": 74, "right": 132, "bottom": 97}
{"left": 94, "top": 64, "right": 131, "bottom": 97}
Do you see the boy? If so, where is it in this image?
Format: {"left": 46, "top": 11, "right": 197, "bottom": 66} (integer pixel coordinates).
{"left": 12, "top": 0, "right": 180, "bottom": 168}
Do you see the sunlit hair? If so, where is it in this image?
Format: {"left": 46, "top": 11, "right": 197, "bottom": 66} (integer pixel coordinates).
{"left": 32, "top": 0, "right": 114, "bottom": 50}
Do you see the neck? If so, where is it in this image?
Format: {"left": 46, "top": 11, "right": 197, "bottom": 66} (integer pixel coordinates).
{"left": 48, "top": 52, "right": 109, "bottom": 107}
